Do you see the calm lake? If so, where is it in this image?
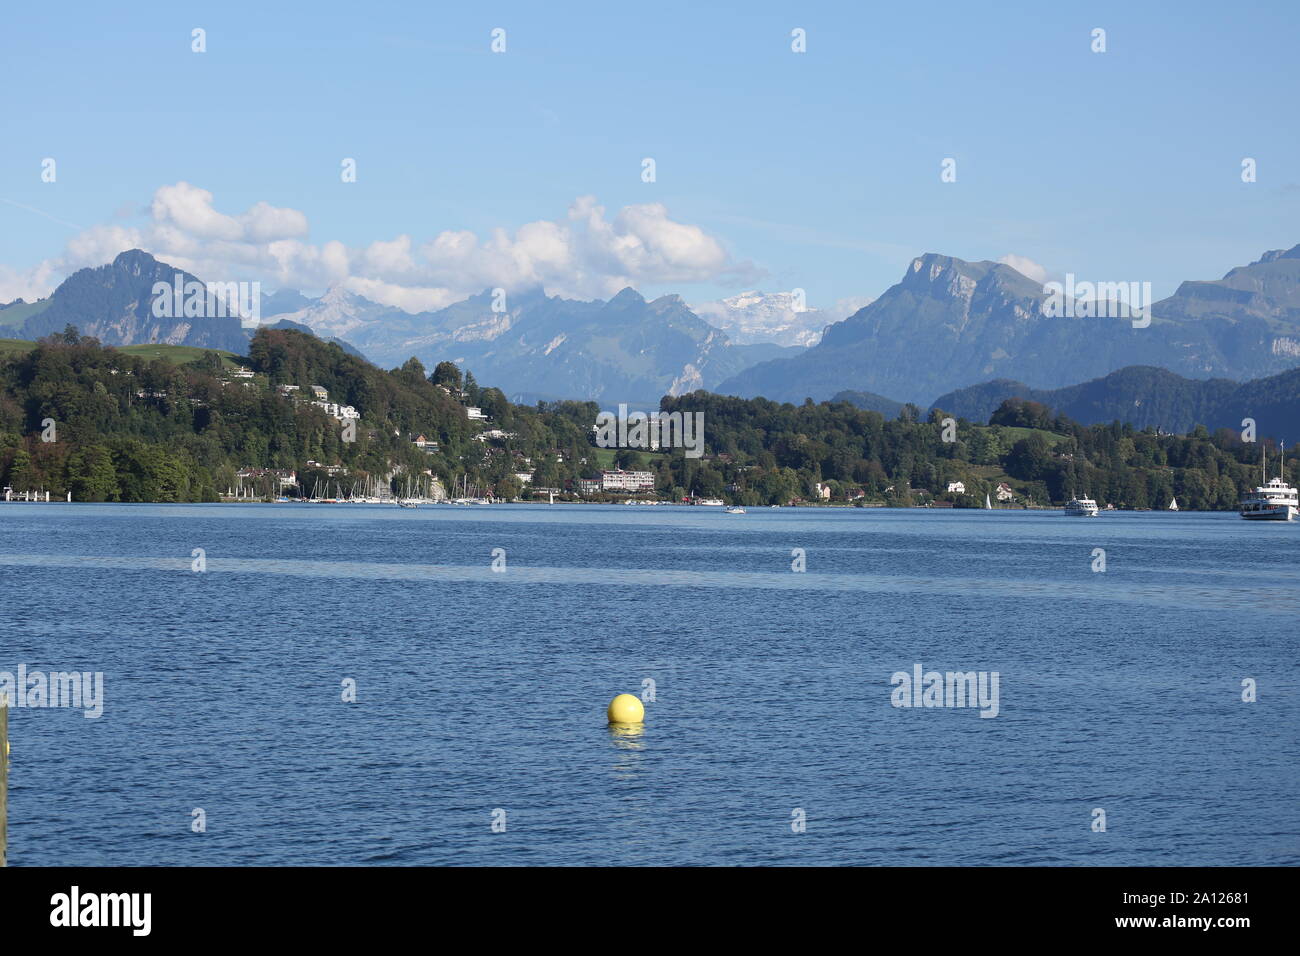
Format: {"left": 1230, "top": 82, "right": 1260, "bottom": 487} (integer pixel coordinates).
{"left": 1, "top": 503, "right": 1296, "bottom": 865}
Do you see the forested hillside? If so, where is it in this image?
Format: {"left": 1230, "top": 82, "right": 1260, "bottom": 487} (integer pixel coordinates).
{"left": 0, "top": 326, "right": 598, "bottom": 502}
{"left": 1, "top": 326, "right": 1292, "bottom": 510}
{"left": 932, "top": 365, "right": 1300, "bottom": 444}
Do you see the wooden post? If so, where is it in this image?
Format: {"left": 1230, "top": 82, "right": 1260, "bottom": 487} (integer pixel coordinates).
{"left": 1, "top": 692, "right": 8, "bottom": 866}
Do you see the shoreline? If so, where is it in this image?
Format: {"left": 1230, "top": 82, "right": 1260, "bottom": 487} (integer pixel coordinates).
{"left": 0, "top": 498, "right": 1249, "bottom": 514}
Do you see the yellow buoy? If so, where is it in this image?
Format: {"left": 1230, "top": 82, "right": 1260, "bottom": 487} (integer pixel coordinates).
{"left": 607, "top": 693, "right": 645, "bottom": 724}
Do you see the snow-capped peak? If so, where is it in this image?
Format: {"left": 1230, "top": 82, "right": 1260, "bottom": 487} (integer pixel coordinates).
{"left": 275, "top": 285, "right": 392, "bottom": 338}
{"left": 691, "top": 290, "right": 839, "bottom": 347}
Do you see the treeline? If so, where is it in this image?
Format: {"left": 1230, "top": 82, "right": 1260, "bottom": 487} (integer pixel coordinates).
{"left": 1, "top": 326, "right": 1292, "bottom": 510}
{"left": 642, "top": 392, "right": 1294, "bottom": 510}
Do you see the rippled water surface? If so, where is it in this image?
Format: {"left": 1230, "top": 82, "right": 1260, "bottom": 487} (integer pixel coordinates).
{"left": 1, "top": 503, "right": 1296, "bottom": 865}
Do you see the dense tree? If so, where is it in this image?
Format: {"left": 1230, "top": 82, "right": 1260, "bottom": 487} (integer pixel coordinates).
{"left": 430, "top": 361, "right": 462, "bottom": 390}
{"left": 1005, "top": 434, "right": 1052, "bottom": 481}
{"left": 66, "top": 444, "right": 120, "bottom": 501}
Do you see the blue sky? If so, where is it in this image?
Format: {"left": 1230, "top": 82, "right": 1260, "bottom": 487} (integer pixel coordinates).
{"left": 1, "top": 0, "right": 1297, "bottom": 312}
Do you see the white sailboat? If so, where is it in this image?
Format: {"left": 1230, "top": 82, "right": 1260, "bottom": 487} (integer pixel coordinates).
{"left": 985, "top": 493, "right": 992, "bottom": 510}
{"left": 1168, "top": 497, "right": 1179, "bottom": 512}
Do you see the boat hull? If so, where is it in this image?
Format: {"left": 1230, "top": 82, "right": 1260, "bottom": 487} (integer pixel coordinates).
{"left": 1240, "top": 505, "right": 1295, "bottom": 520}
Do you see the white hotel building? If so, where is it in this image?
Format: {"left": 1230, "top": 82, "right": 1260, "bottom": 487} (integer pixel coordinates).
{"left": 600, "top": 470, "right": 656, "bottom": 492}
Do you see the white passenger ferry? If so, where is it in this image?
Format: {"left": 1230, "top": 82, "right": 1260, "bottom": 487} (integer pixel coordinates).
{"left": 1064, "top": 496, "right": 1100, "bottom": 517}
{"left": 1240, "top": 444, "right": 1297, "bottom": 521}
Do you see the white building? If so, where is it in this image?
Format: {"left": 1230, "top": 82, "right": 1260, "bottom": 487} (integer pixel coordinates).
{"left": 996, "top": 482, "right": 1015, "bottom": 502}
{"left": 947, "top": 481, "right": 966, "bottom": 494}
{"left": 465, "top": 406, "right": 488, "bottom": 420}
{"left": 513, "top": 472, "right": 534, "bottom": 485}
{"left": 312, "top": 401, "right": 359, "bottom": 421}
{"left": 236, "top": 468, "right": 297, "bottom": 488}
{"left": 601, "top": 470, "right": 655, "bottom": 492}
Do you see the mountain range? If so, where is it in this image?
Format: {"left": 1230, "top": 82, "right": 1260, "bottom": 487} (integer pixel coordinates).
{"left": 261, "top": 283, "right": 804, "bottom": 403}
{"left": 0, "top": 253, "right": 810, "bottom": 405}
{"left": 928, "top": 364, "right": 1300, "bottom": 447}
{"left": 4, "top": 242, "right": 1300, "bottom": 422}
{"left": 716, "top": 244, "right": 1300, "bottom": 405}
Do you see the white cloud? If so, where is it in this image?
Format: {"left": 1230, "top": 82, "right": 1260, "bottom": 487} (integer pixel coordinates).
{"left": 568, "top": 197, "right": 731, "bottom": 292}
{"left": 0, "top": 184, "right": 749, "bottom": 310}
{"left": 150, "top": 182, "right": 243, "bottom": 241}
{"left": 342, "top": 277, "right": 459, "bottom": 313}
{"left": 828, "top": 295, "right": 874, "bottom": 321}
{"left": 360, "top": 235, "right": 419, "bottom": 278}
{"left": 0, "top": 259, "right": 62, "bottom": 304}
{"left": 241, "top": 200, "right": 309, "bottom": 242}
{"left": 63, "top": 225, "right": 145, "bottom": 271}
{"left": 997, "top": 253, "right": 1049, "bottom": 285}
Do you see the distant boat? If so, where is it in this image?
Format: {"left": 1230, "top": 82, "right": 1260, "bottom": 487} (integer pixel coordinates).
{"left": 985, "top": 493, "right": 992, "bottom": 510}
{"left": 1064, "top": 495, "right": 1100, "bottom": 517}
{"left": 725, "top": 506, "right": 746, "bottom": 514}
{"left": 1168, "top": 497, "right": 1179, "bottom": 511}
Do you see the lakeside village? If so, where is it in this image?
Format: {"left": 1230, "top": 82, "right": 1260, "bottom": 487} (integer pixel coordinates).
{"left": 210, "top": 370, "right": 654, "bottom": 505}
{"left": 219, "top": 380, "right": 691, "bottom": 506}
{"left": 195, "top": 367, "right": 1018, "bottom": 509}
